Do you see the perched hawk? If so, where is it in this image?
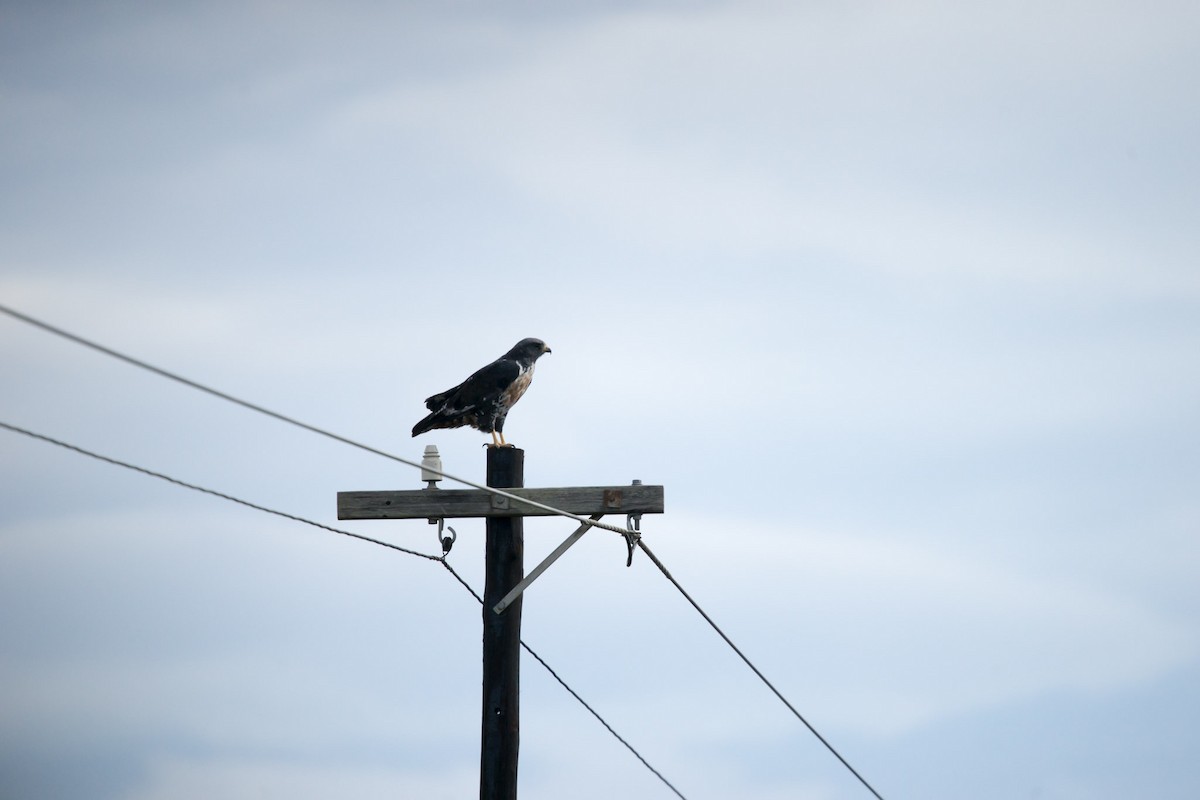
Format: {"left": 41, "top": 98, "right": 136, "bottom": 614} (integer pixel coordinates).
{"left": 411, "top": 338, "right": 552, "bottom": 447}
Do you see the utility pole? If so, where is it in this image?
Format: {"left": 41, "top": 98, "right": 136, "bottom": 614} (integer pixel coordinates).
{"left": 337, "top": 447, "right": 664, "bottom": 800}
{"left": 481, "top": 446, "right": 522, "bottom": 800}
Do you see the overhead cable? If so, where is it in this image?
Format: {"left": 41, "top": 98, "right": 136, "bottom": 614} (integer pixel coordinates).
{"left": 637, "top": 538, "right": 886, "bottom": 800}
{"left": 1, "top": 303, "right": 884, "bottom": 798}
{"left": 0, "top": 418, "right": 689, "bottom": 800}
{"left": 0, "top": 303, "right": 634, "bottom": 540}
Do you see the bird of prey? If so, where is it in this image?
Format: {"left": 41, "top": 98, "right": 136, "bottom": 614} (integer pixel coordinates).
{"left": 412, "top": 338, "right": 552, "bottom": 447}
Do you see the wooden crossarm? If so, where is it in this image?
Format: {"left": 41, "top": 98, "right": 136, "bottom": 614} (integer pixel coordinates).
{"left": 337, "top": 484, "right": 665, "bottom": 521}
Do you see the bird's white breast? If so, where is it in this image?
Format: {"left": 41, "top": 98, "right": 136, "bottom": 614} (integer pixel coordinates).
{"left": 502, "top": 364, "right": 534, "bottom": 407}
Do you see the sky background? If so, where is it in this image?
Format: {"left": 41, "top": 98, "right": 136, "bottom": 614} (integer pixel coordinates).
{"left": 2, "top": 1, "right": 1199, "bottom": 798}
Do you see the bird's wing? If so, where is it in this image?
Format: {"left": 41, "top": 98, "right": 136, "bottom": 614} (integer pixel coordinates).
{"left": 424, "top": 383, "right": 462, "bottom": 411}
{"left": 427, "top": 359, "right": 520, "bottom": 415}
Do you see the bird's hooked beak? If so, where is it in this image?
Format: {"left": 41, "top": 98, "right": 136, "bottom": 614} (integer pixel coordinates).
{"left": 542, "top": 343, "right": 552, "bottom": 354}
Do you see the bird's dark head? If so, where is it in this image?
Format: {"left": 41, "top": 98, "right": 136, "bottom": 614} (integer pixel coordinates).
{"left": 508, "top": 337, "right": 552, "bottom": 362}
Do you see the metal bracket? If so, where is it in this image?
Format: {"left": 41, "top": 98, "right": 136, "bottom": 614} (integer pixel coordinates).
{"left": 492, "top": 513, "right": 604, "bottom": 614}
{"left": 623, "top": 479, "right": 643, "bottom": 566}
{"left": 623, "top": 513, "right": 641, "bottom": 567}
{"left": 436, "top": 518, "right": 457, "bottom": 555}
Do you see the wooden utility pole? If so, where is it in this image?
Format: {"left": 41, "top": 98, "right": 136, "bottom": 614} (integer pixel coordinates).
{"left": 337, "top": 448, "right": 664, "bottom": 800}
{"left": 480, "top": 446, "right": 523, "bottom": 800}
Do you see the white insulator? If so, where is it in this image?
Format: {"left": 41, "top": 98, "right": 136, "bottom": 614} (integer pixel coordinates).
{"left": 420, "top": 444, "right": 443, "bottom": 487}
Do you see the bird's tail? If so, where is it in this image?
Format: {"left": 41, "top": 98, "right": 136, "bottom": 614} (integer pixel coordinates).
{"left": 412, "top": 414, "right": 438, "bottom": 437}
{"left": 413, "top": 410, "right": 469, "bottom": 437}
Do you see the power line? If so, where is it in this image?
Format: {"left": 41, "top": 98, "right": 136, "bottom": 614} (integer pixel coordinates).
{"left": 0, "top": 418, "right": 689, "bottom": 800}
{"left": 0, "top": 302, "right": 635, "bottom": 541}
{"left": 0, "top": 420, "right": 439, "bottom": 562}
{"left": 438, "top": 561, "right": 688, "bottom": 799}
{"left": 636, "top": 538, "right": 886, "bottom": 800}
{"left": 1, "top": 303, "right": 886, "bottom": 798}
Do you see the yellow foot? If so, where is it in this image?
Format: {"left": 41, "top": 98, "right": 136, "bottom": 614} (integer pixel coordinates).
{"left": 485, "top": 431, "right": 515, "bottom": 447}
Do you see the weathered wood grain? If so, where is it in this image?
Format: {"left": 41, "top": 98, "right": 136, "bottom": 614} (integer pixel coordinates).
{"left": 337, "top": 484, "right": 664, "bottom": 520}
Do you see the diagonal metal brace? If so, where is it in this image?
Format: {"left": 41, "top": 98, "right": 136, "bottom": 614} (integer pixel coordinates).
{"left": 493, "top": 513, "right": 604, "bottom": 615}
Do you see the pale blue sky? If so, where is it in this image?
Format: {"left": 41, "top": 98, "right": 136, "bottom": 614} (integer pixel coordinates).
{"left": 3, "top": 2, "right": 1199, "bottom": 798}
